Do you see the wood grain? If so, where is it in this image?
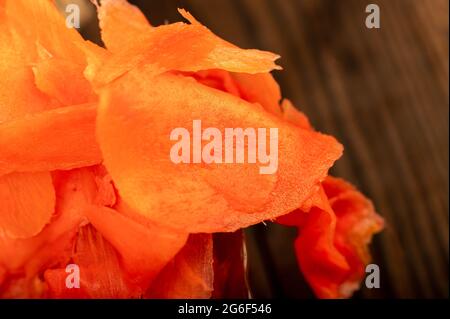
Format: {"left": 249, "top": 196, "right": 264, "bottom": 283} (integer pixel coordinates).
{"left": 82, "top": 0, "right": 449, "bottom": 298}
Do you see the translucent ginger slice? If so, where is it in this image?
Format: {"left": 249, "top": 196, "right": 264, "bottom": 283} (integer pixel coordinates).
{"left": 0, "top": 167, "right": 99, "bottom": 276}
{"left": 281, "top": 99, "right": 312, "bottom": 130}
{"left": 2, "top": 0, "right": 99, "bottom": 113}
{"left": 4, "top": 0, "right": 87, "bottom": 64}
{"left": 45, "top": 225, "right": 136, "bottom": 298}
{"left": 91, "top": 10, "right": 280, "bottom": 86}
{"left": 0, "top": 13, "right": 54, "bottom": 123}
{"left": 0, "top": 103, "right": 101, "bottom": 176}
{"left": 97, "top": 69, "right": 343, "bottom": 232}
{"left": 86, "top": 204, "right": 188, "bottom": 288}
{"left": 231, "top": 72, "right": 282, "bottom": 115}
{"left": 182, "top": 69, "right": 282, "bottom": 116}
{"left": 277, "top": 177, "right": 384, "bottom": 298}
{"left": 0, "top": 172, "right": 55, "bottom": 239}
{"left": 146, "top": 234, "right": 214, "bottom": 299}
{"left": 33, "top": 57, "right": 97, "bottom": 106}
{"left": 324, "top": 177, "right": 384, "bottom": 297}
{"left": 94, "top": 0, "right": 152, "bottom": 52}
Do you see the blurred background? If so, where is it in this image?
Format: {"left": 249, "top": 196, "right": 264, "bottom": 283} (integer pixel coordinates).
{"left": 66, "top": 0, "right": 449, "bottom": 298}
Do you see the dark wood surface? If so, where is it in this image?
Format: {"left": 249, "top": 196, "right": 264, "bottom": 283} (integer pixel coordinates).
{"left": 82, "top": 0, "right": 449, "bottom": 298}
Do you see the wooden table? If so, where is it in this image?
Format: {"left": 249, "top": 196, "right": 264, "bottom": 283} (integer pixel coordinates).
{"left": 82, "top": 0, "right": 449, "bottom": 298}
